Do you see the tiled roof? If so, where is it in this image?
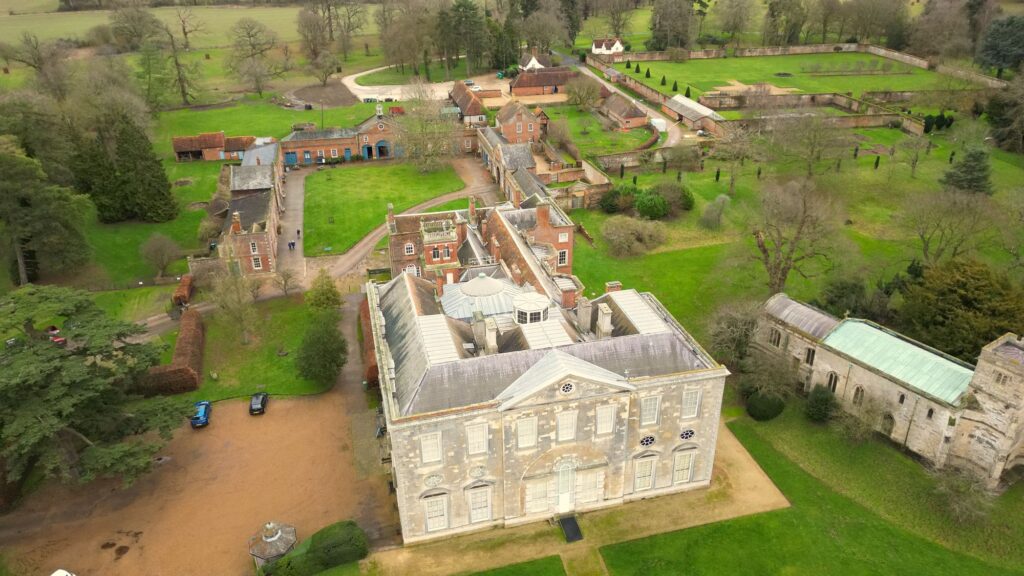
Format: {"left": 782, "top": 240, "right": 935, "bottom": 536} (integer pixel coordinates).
{"left": 225, "top": 136, "right": 256, "bottom": 152}
{"left": 172, "top": 131, "right": 226, "bottom": 152}
{"left": 451, "top": 82, "right": 484, "bottom": 117}
{"left": 592, "top": 38, "right": 621, "bottom": 49}
{"left": 496, "top": 101, "right": 537, "bottom": 125}
{"left": 511, "top": 67, "right": 576, "bottom": 89}
{"left": 822, "top": 319, "right": 975, "bottom": 406}
{"left": 602, "top": 93, "right": 646, "bottom": 120}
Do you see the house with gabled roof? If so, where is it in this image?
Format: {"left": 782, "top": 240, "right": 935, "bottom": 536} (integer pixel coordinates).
{"left": 591, "top": 38, "right": 624, "bottom": 55}
{"left": 510, "top": 67, "right": 577, "bottom": 96}
{"left": 171, "top": 131, "right": 256, "bottom": 162}
{"left": 366, "top": 269, "right": 728, "bottom": 542}
{"left": 600, "top": 93, "right": 647, "bottom": 129}
{"left": 759, "top": 293, "right": 1024, "bottom": 489}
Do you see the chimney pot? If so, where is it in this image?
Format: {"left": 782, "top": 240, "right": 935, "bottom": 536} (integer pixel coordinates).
{"left": 596, "top": 303, "right": 613, "bottom": 339}
{"left": 230, "top": 212, "right": 242, "bottom": 234}
{"left": 605, "top": 280, "right": 622, "bottom": 293}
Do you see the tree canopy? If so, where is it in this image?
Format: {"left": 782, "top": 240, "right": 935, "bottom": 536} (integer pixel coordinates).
{"left": 977, "top": 16, "right": 1024, "bottom": 77}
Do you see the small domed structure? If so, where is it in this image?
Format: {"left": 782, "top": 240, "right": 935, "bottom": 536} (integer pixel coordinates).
{"left": 513, "top": 292, "right": 550, "bottom": 324}
{"left": 248, "top": 521, "right": 298, "bottom": 569}
{"left": 461, "top": 273, "right": 505, "bottom": 298}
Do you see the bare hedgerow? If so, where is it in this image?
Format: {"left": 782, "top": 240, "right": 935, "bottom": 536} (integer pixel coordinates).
{"left": 602, "top": 215, "right": 667, "bottom": 257}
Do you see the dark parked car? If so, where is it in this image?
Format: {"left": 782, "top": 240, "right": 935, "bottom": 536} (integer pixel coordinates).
{"left": 190, "top": 401, "right": 211, "bottom": 428}
{"left": 250, "top": 392, "right": 268, "bottom": 415}
{"left": 363, "top": 97, "right": 378, "bottom": 103}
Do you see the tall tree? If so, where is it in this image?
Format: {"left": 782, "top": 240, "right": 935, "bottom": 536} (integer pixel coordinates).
{"left": 162, "top": 24, "right": 202, "bottom": 106}
{"left": 0, "top": 91, "right": 77, "bottom": 186}
{"left": 211, "top": 269, "right": 259, "bottom": 345}
{"left": 752, "top": 178, "right": 837, "bottom": 294}
{"left": 296, "top": 309, "right": 349, "bottom": 386}
{"left": 763, "top": 113, "right": 853, "bottom": 177}
{"left": 0, "top": 138, "right": 90, "bottom": 285}
{"left": 606, "top": 0, "right": 633, "bottom": 39}
{"left": 648, "top": 0, "right": 691, "bottom": 50}
{"left": 114, "top": 115, "right": 178, "bottom": 222}
{"left": 110, "top": 3, "right": 162, "bottom": 52}
{"left": 716, "top": 0, "right": 755, "bottom": 41}
{"left": 0, "top": 32, "right": 73, "bottom": 101}
{"left": 174, "top": 7, "right": 205, "bottom": 51}
{"left": 394, "top": 80, "right": 461, "bottom": 172}
{"left": 229, "top": 18, "right": 282, "bottom": 96}
{"left": 940, "top": 146, "right": 993, "bottom": 195}
{"left": 0, "top": 285, "right": 182, "bottom": 485}
{"left": 337, "top": 0, "right": 367, "bottom": 61}
{"left": 986, "top": 75, "right": 1024, "bottom": 152}
{"left": 452, "top": 0, "right": 487, "bottom": 77}
{"left": 560, "top": 0, "right": 582, "bottom": 46}
{"left": 977, "top": 16, "right": 1024, "bottom": 78}
{"left": 762, "top": 0, "right": 807, "bottom": 45}
{"left": 136, "top": 41, "right": 169, "bottom": 110}
{"left": 899, "top": 260, "right": 1024, "bottom": 361}
{"left": 298, "top": 6, "right": 331, "bottom": 61}
{"left": 902, "top": 189, "right": 992, "bottom": 264}
{"left": 524, "top": 0, "right": 568, "bottom": 52}
{"left": 910, "top": 0, "right": 973, "bottom": 59}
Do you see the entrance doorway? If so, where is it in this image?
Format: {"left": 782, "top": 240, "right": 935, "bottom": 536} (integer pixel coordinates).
{"left": 555, "top": 460, "right": 575, "bottom": 513}
{"left": 881, "top": 413, "right": 896, "bottom": 437}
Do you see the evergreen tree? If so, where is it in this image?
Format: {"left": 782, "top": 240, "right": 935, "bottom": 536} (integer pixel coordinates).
{"left": 660, "top": 75, "right": 666, "bottom": 86}
{"left": 113, "top": 116, "right": 177, "bottom": 222}
{"left": 685, "top": 86, "right": 691, "bottom": 98}
{"left": 672, "top": 80, "right": 678, "bottom": 91}
{"left": 71, "top": 128, "right": 127, "bottom": 223}
{"left": 559, "top": 0, "right": 581, "bottom": 46}
{"left": 634, "top": 63, "right": 640, "bottom": 73}
{"left": 306, "top": 268, "right": 342, "bottom": 309}
{"left": 940, "top": 147, "right": 993, "bottom": 194}
{"left": 0, "top": 137, "right": 91, "bottom": 284}
{"left": 296, "top": 309, "right": 349, "bottom": 386}
{"left": 645, "top": 67, "right": 651, "bottom": 78}
{"left": 977, "top": 16, "right": 1024, "bottom": 78}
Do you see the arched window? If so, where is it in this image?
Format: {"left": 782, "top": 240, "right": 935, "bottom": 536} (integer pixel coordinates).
{"left": 853, "top": 386, "right": 865, "bottom": 406}
{"left": 926, "top": 408, "right": 934, "bottom": 419}
{"left": 404, "top": 243, "right": 415, "bottom": 256}
{"left": 898, "top": 393, "right": 905, "bottom": 405}
{"left": 769, "top": 328, "right": 782, "bottom": 348}
{"left": 826, "top": 372, "right": 839, "bottom": 394}
{"left": 404, "top": 264, "right": 420, "bottom": 277}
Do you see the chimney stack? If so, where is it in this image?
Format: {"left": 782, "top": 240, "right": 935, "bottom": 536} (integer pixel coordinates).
{"left": 484, "top": 317, "right": 498, "bottom": 354}
{"left": 468, "top": 196, "right": 477, "bottom": 221}
{"left": 536, "top": 202, "right": 551, "bottom": 230}
{"left": 596, "top": 303, "right": 613, "bottom": 339}
{"left": 605, "top": 280, "right": 622, "bottom": 293}
{"left": 576, "top": 296, "right": 592, "bottom": 331}
{"left": 230, "top": 212, "right": 242, "bottom": 234}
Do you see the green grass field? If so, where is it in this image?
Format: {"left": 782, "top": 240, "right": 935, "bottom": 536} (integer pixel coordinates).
{"left": 543, "top": 105, "right": 652, "bottom": 157}
{"left": 600, "top": 416, "right": 1024, "bottom": 575}
{"left": 91, "top": 285, "right": 176, "bottom": 322}
{"left": 428, "top": 197, "right": 474, "bottom": 212}
{"left": 303, "top": 163, "right": 465, "bottom": 256}
{"left": 196, "top": 295, "right": 326, "bottom": 402}
{"left": 469, "top": 556, "right": 566, "bottom": 576}
{"left": 620, "top": 53, "right": 967, "bottom": 98}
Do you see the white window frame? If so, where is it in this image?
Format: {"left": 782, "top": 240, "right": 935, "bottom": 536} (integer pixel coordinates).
{"left": 681, "top": 389, "right": 701, "bottom": 420}
{"left": 557, "top": 250, "right": 568, "bottom": 266}
{"left": 252, "top": 256, "right": 262, "bottom": 270}
{"left": 468, "top": 487, "right": 492, "bottom": 523}
{"left": 634, "top": 457, "right": 656, "bottom": 491}
{"left": 558, "top": 232, "right": 569, "bottom": 243}
{"left": 517, "top": 416, "right": 538, "bottom": 449}
{"left": 640, "top": 396, "right": 661, "bottom": 427}
{"left": 249, "top": 241, "right": 258, "bottom": 255}
{"left": 528, "top": 123, "right": 534, "bottom": 132}
{"left": 556, "top": 411, "right": 577, "bottom": 442}
{"left": 424, "top": 495, "right": 449, "bottom": 532}
{"left": 420, "top": 432, "right": 442, "bottom": 464}
{"left": 404, "top": 243, "right": 415, "bottom": 256}
{"left": 516, "top": 122, "right": 522, "bottom": 133}
{"left": 466, "top": 423, "right": 488, "bottom": 455}
{"left": 317, "top": 149, "right": 325, "bottom": 158}
{"left": 672, "top": 450, "right": 695, "bottom": 484}
{"left": 524, "top": 480, "right": 547, "bottom": 513}
{"left": 404, "top": 264, "right": 420, "bottom": 277}
{"left": 596, "top": 404, "right": 615, "bottom": 436}
{"left": 769, "top": 328, "right": 782, "bottom": 347}
{"left": 444, "top": 245, "right": 451, "bottom": 259}
{"left": 330, "top": 148, "right": 339, "bottom": 158}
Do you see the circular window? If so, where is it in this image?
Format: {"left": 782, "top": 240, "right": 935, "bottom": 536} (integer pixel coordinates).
{"left": 640, "top": 435, "right": 655, "bottom": 447}
{"left": 378, "top": 123, "right": 385, "bottom": 130}
{"left": 560, "top": 382, "right": 574, "bottom": 395}
{"left": 680, "top": 429, "right": 695, "bottom": 441}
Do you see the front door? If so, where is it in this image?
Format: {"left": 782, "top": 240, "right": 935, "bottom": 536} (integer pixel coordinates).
{"left": 363, "top": 145, "right": 373, "bottom": 159}
{"left": 556, "top": 463, "right": 575, "bottom": 513}
{"left": 344, "top": 148, "right": 351, "bottom": 161}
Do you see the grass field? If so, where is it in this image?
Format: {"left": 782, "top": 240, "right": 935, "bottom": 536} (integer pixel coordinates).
{"left": 356, "top": 59, "right": 476, "bottom": 86}
{"left": 196, "top": 295, "right": 327, "bottom": 402}
{"left": 543, "top": 105, "right": 652, "bottom": 157}
{"left": 428, "top": 197, "right": 474, "bottom": 212}
{"left": 303, "top": 163, "right": 465, "bottom": 256}
{"left": 619, "top": 53, "right": 966, "bottom": 98}
{"left": 600, "top": 416, "right": 1024, "bottom": 575}
{"left": 91, "top": 285, "right": 176, "bottom": 322}
{"left": 469, "top": 556, "right": 566, "bottom": 576}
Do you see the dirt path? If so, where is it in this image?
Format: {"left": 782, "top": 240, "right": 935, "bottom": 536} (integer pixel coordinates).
{"left": 0, "top": 298, "right": 396, "bottom": 576}
{"left": 367, "top": 423, "right": 789, "bottom": 576}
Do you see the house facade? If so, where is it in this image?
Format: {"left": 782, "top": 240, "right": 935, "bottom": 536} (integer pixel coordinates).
{"left": 591, "top": 38, "right": 624, "bottom": 55}
{"left": 519, "top": 51, "right": 553, "bottom": 71}
{"left": 510, "top": 67, "right": 577, "bottom": 96}
{"left": 758, "top": 294, "right": 1024, "bottom": 489}
{"left": 216, "top": 144, "right": 283, "bottom": 276}
{"left": 279, "top": 107, "right": 399, "bottom": 165}
{"left": 367, "top": 275, "right": 728, "bottom": 543}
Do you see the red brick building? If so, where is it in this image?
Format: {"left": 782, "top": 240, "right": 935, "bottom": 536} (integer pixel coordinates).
{"left": 496, "top": 102, "right": 543, "bottom": 144}
{"left": 600, "top": 93, "right": 647, "bottom": 129}
{"left": 279, "top": 108, "right": 400, "bottom": 165}
{"left": 172, "top": 132, "right": 256, "bottom": 162}
{"left": 216, "top": 143, "right": 282, "bottom": 276}
{"left": 510, "top": 67, "right": 577, "bottom": 96}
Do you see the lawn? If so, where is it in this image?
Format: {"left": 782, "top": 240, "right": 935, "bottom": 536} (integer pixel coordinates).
{"left": 428, "top": 197, "right": 475, "bottom": 212}
{"left": 356, "top": 59, "right": 477, "bottom": 86}
{"left": 468, "top": 556, "right": 566, "bottom": 576}
{"left": 303, "top": 163, "right": 465, "bottom": 256}
{"left": 543, "top": 105, "right": 652, "bottom": 157}
{"left": 196, "top": 295, "right": 326, "bottom": 402}
{"left": 91, "top": 285, "right": 176, "bottom": 322}
{"left": 600, "top": 415, "right": 1024, "bottom": 575}
{"left": 618, "top": 52, "right": 969, "bottom": 99}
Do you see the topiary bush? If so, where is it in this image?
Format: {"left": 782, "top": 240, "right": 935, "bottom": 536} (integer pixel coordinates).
{"left": 634, "top": 190, "right": 669, "bottom": 220}
{"left": 746, "top": 392, "right": 785, "bottom": 421}
{"left": 805, "top": 385, "right": 836, "bottom": 422}
{"left": 679, "top": 186, "right": 695, "bottom": 211}
{"left": 264, "top": 521, "right": 368, "bottom": 576}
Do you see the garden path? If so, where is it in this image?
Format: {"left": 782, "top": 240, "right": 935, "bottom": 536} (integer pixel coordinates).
{"left": 340, "top": 66, "right": 506, "bottom": 101}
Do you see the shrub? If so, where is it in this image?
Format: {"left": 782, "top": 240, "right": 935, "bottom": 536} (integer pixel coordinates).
{"left": 650, "top": 182, "right": 693, "bottom": 215}
{"left": 660, "top": 75, "right": 666, "bottom": 86}
{"left": 699, "top": 194, "right": 730, "bottom": 229}
{"left": 672, "top": 80, "right": 678, "bottom": 91}
{"left": 297, "top": 309, "right": 349, "bottom": 386}
{"left": 678, "top": 186, "right": 695, "bottom": 211}
{"left": 805, "top": 385, "right": 837, "bottom": 422}
{"left": 264, "top": 521, "right": 368, "bottom": 576}
{"left": 645, "top": 67, "right": 651, "bottom": 78}
{"left": 634, "top": 190, "right": 669, "bottom": 220}
{"left": 746, "top": 392, "right": 785, "bottom": 421}
{"left": 602, "top": 215, "right": 667, "bottom": 257}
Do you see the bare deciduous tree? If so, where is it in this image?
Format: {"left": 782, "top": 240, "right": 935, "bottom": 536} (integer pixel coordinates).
{"left": 546, "top": 119, "right": 573, "bottom": 146}
{"left": 902, "top": 189, "right": 992, "bottom": 264}
{"left": 211, "top": 268, "right": 258, "bottom": 345}
{"left": 162, "top": 24, "right": 201, "bottom": 106}
{"left": 393, "top": 79, "right": 461, "bottom": 172}
{"left": 310, "top": 52, "right": 339, "bottom": 86}
{"left": 716, "top": 0, "right": 754, "bottom": 41}
{"left": 898, "top": 133, "right": 930, "bottom": 178}
{"left": 565, "top": 76, "right": 602, "bottom": 111}
{"left": 337, "top": 0, "right": 367, "bottom": 61}
{"left": 0, "top": 32, "right": 73, "bottom": 101}
{"left": 141, "top": 234, "right": 180, "bottom": 278}
{"left": 1000, "top": 192, "right": 1024, "bottom": 269}
{"left": 752, "top": 178, "right": 837, "bottom": 294}
{"left": 932, "top": 467, "right": 994, "bottom": 523}
{"left": 174, "top": 7, "right": 205, "bottom": 51}
{"left": 229, "top": 18, "right": 282, "bottom": 96}
{"left": 274, "top": 269, "right": 297, "bottom": 296}
{"left": 764, "top": 112, "right": 854, "bottom": 177}
{"left": 604, "top": 0, "right": 633, "bottom": 38}
{"left": 298, "top": 7, "right": 331, "bottom": 61}
{"left": 713, "top": 124, "right": 757, "bottom": 195}
{"left": 110, "top": 3, "right": 162, "bottom": 52}
{"left": 707, "top": 301, "right": 762, "bottom": 367}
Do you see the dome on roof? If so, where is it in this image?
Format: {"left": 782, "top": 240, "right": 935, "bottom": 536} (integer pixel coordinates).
{"left": 513, "top": 292, "right": 551, "bottom": 324}
{"left": 461, "top": 273, "right": 504, "bottom": 297}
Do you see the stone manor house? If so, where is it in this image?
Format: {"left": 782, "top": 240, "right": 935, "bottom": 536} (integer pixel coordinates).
{"left": 759, "top": 294, "right": 1024, "bottom": 489}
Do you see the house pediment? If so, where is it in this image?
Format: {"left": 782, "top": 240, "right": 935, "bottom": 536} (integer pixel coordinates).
{"left": 495, "top": 350, "right": 635, "bottom": 410}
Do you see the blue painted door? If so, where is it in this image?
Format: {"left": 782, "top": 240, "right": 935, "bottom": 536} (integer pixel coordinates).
{"left": 284, "top": 152, "right": 297, "bottom": 165}
{"left": 363, "top": 145, "right": 373, "bottom": 159}
{"left": 344, "top": 148, "right": 351, "bottom": 161}
{"left": 303, "top": 151, "right": 312, "bottom": 164}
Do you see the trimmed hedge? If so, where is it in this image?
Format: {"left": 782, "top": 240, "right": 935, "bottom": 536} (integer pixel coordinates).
{"left": 747, "top": 392, "right": 785, "bottom": 421}
{"left": 264, "top": 521, "right": 368, "bottom": 576}
{"left": 805, "top": 385, "right": 837, "bottom": 422}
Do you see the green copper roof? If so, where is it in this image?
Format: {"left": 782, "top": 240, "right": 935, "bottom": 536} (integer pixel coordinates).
{"left": 822, "top": 320, "right": 974, "bottom": 406}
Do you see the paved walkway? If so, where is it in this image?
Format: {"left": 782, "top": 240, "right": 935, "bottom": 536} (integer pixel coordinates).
{"left": 367, "top": 423, "right": 789, "bottom": 576}
{"left": 341, "top": 66, "right": 508, "bottom": 101}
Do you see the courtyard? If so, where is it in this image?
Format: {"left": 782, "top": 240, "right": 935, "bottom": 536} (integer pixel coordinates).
{"left": 543, "top": 105, "right": 656, "bottom": 157}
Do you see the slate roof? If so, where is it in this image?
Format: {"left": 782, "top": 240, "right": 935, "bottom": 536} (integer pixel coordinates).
{"left": 512, "top": 169, "right": 547, "bottom": 198}
{"left": 495, "top": 350, "right": 631, "bottom": 409}
{"left": 242, "top": 143, "right": 279, "bottom": 167}
{"left": 664, "top": 95, "right": 725, "bottom": 122}
{"left": 519, "top": 53, "right": 553, "bottom": 68}
{"left": 222, "top": 191, "right": 272, "bottom": 234}
{"left": 172, "top": 131, "right": 225, "bottom": 152}
{"left": 764, "top": 293, "right": 838, "bottom": 340}
{"left": 481, "top": 127, "right": 504, "bottom": 150}
{"left": 511, "top": 67, "right": 576, "bottom": 89}
{"left": 496, "top": 102, "right": 537, "bottom": 125}
{"left": 822, "top": 319, "right": 975, "bottom": 406}
{"left": 602, "top": 93, "right": 646, "bottom": 120}
{"left": 501, "top": 143, "right": 536, "bottom": 170}
{"left": 230, "top": 165, "right": 274, "bottom": 192}
{"left": 592, "top": 38, "right": 622, "bottom": 50}
{"left": 281, "top": 127, "right": 358, "bottom": 142}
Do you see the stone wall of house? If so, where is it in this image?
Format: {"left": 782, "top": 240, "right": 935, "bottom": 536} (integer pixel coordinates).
{"left": 386, "top": 370, "right": 726, "bottom": 543}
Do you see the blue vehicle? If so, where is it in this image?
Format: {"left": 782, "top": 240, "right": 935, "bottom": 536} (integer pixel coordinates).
{"left": 190, "top": 401, "right": 211, "bottom": 429}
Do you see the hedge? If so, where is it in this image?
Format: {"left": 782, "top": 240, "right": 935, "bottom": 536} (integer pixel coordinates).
{"left": 747, "top": 392, "right": 785, "bottom": 421}
{"left": 264, "top": 521, "right": 368, "bottom": 576}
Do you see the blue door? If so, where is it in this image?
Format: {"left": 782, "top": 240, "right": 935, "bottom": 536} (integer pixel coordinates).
{"left": 363, "top": 145, "right": 373, "bottom": 159}
{"left": 303, "top": 151, "right": 312, "bottom": 164}
{"left": 344, "top": 148, "right": 352, "bottom": 161}
{"left": 285, "top": 152, "right": 298, "bottom": 165}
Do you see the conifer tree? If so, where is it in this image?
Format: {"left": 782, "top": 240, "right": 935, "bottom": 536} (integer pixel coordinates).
{"left": 940, "top": 147, "right": 993, "bottom": 195}
{"left": 672, "top": 80, "right": 678, "bottom": 91}
{"left": 685, "top": 86, "right": 691, "bottom": 98}
{"left": 114, "top": 117, "right": 177, "bottom": 222}
{"left": 660, "top": 75, "right": 666, "bottom": 86}
{"left": 645, "top": 67, "right": 651, "bottom": 78}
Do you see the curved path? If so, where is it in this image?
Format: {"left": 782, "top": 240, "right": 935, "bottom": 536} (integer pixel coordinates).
{"left": 341, "top": 65, "right": 505, "bottom": 101}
